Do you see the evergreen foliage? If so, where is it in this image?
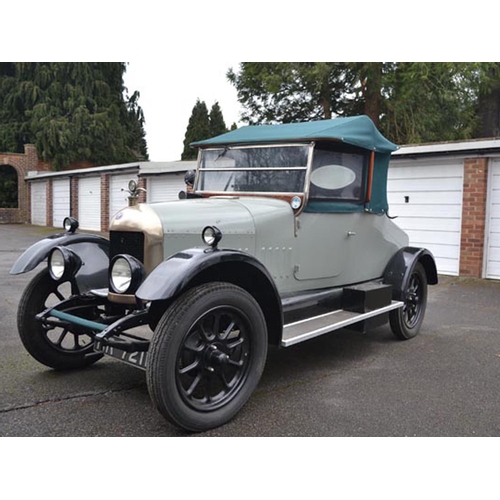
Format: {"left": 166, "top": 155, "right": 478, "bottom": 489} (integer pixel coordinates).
{"left": 0, "top": 62, "right": 148, "bottom": 169}
{"left": 227, "top": 62, "right": 500, "bottom": 145}
{"left": 209, "top": 102, "right": 228, "bottom": 137}
{"left": 476, "top": 63, "right": 500, "bottom": 137}
{"left": 181, "top": 99, "right": 229, "bottom": 160}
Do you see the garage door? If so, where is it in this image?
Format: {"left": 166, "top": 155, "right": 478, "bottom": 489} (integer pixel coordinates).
{"left": 78, "top": 177, "right": 101, "bottom": 231}
{"left": 387, "top": 160, "right": 464, "bottom": 276}
{"left": 110, "top": 174, "right": 136, "bottom": 222}
{"left": 31, "top": 181, "right": 47, "bottom": 226}
{"left": 52, "top": 178, "right": 70, "bottom": 229}
{"left": 147, "top": 174, "right": 186, "bottom": 203}
{"left": 485, "top": 159, "right": 500, "bottom": 279}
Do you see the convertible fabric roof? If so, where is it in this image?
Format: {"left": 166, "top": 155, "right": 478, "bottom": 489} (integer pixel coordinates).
{"left": 192, "top": 115, "right": 398, "bottom": 153}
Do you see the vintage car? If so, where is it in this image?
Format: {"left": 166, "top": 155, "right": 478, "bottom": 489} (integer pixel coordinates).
{"left": 10, "top": 115, "right": 438, "bottom": 432}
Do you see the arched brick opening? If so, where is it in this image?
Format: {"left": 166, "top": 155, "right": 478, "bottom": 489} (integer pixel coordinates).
{"left": 0, "top": 144, "right": 41, "bottom": 223}
{"left": 0, "top": 159, "right": 26, "bottom": 223}
{"left": 0, "top": 164, "right": 19, "bottom": 208}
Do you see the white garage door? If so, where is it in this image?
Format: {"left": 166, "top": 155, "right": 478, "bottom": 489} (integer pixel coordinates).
{"left": 387, "top": 159, "right": 464, "bottom": 276}
{"left": 485, "top": 159, "right": 500, "bottom": 279}
{"left": 109, "top": 174, "right": 136, "bottom": 222}
{"left": 52, "top": 178, "right": 70, "bottom": 229}
{"left": 78, "top": 177, "right": 101, "bottom": 231}
{"left": 147, "top": 174, "right": 186, "bottom": 203}
{"left": 31, "top": 181, "right": 47, "bottom": 226}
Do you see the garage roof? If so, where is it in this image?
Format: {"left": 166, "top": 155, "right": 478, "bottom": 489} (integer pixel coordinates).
{"left": 393, "top": 138, "right": 500, "bottom": 158}
{"left": 25, "top": 161, "right": 196, "bottom": 181}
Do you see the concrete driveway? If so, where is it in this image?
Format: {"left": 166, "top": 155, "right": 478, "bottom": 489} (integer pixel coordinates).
{"left": 1, "top": 224, "right": 500, "bottom": 436}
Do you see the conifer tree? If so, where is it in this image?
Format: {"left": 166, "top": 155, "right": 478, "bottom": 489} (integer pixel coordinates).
{"left": 181, "top": 99, "right": 211, "bottom": 160}
{"left": 0, "top": 62, "right": 148, "bottom": 169}
{"left": 209, "top": 102, "right": 228, "bottom": 137}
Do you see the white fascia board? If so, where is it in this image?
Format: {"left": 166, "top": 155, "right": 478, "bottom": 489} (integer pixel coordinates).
{"left": 393, "top": 139, "right": 500, "bottom": 157}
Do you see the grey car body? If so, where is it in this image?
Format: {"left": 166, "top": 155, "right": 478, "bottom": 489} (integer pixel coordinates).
{"left": 11, "top": 115, "right": 437, "bottom": 432}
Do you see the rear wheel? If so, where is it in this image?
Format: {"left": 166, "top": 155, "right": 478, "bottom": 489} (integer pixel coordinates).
{"left": 147, "top": 282, "right": 268, "bottom": 432}
{"left": 389, "top": 262, "right": 427, "bottom": 340}
{"left": 17, "top": 269, "right": 103, "bottom": 370}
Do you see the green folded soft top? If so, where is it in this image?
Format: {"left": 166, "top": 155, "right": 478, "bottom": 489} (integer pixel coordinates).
{"left": 191, "top": 115, "right": 398, "bottom": 153}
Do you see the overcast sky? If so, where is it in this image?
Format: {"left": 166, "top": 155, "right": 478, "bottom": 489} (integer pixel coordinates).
{"left": 123, "top": 61, "right": 243, "bottom": 162}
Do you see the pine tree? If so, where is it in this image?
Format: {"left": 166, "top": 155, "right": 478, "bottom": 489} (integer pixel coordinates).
{"left": 181, "top": 99, "right": 211, "bottom": 160}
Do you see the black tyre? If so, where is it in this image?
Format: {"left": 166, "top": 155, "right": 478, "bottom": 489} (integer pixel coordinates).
{"left": 147, "top": 282, "right": 268, "bottom": 432}
{"left": 17, "top": 269, "right": 103, "bottom": 370}
{"left": 389, "top": 262, "right": 428, "bottom": 340}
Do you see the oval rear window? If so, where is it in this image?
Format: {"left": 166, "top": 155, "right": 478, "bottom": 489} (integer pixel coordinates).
{"left": 310, "top": 165, "right": 356, "bottom": 190}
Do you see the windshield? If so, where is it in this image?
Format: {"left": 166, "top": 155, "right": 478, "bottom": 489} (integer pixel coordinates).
{"left": 197, "top": 145, "right": 309, "bottom": 194}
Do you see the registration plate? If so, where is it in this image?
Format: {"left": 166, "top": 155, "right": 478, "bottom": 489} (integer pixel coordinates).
{"left": 94, "top": 339, "right": 148, "bottom": 370}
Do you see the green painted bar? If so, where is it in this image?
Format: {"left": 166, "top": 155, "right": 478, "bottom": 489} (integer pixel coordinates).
{"left": 50, "top": 309, "right": 106, "bottom": 332}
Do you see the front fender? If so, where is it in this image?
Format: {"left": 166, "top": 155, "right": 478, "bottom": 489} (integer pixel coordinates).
{"left": 137, "top": 247, "right": 284, "bottom": 345}
{"left": 137, "top": 247, "right": 274, "bottom": 301}
{"left": 10, "top": 232, "right": 109, "bottom": 293}
{"left": 383, "top": 246, "right": 438, "bottom": 300}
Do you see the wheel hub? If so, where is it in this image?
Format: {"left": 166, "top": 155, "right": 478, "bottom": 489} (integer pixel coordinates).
{"left": 204, "top": 344, "right": 230, "bottom": 371}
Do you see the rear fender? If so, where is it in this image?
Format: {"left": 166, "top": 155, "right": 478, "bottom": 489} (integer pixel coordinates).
{"left": 383, "top": 246, "right": 438, "bottom": 299}
{"left": 10, "top": 232, "right": 109, "bottom": 293}
{"left": 137, "top": 248, "right": 283, "bottom": 345}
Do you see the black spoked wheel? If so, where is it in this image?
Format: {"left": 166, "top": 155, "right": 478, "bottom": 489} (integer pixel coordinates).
{"left": 17, "top": 269, "right": 103, "bottom": 370}
{"left": 147, "top": 282, "right": 268, "bottom": 432}
{"left": 178, "top": 307, "right": 252, "bottom": 411}
{"left": 390, "top": 262, "right": 428, "bottom": 340}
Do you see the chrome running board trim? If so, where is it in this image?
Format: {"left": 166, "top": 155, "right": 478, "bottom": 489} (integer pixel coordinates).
{"left": 281, "top": 301, "right": 404, "bottom": 347}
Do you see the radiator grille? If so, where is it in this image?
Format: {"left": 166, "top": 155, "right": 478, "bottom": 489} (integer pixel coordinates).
{"left": 110, "top": 231, "right": 145, "bottom": 263}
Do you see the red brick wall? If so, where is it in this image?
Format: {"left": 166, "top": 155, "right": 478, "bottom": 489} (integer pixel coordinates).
{"left": 101, "top": 174, "right": 110, "bottom": 231}
{"left": 0, "top": 144, "right": 39, "bottom": 223}
{"left": 60, "top": 160, "right": 95, "bottom": 171}
{"left": 138, "top": 177, "right": 147, "bottom": 203}
{"left": 46, "top": 179, "right": 53, "bottom": 227}
{"left": 70, "top": 176, "right": 79, "bottom": 221}
{"left": 459, "top": 157, "right": 489, "bottom": 277}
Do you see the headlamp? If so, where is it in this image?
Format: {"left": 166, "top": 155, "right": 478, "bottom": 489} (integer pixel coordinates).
{"left": 48, "top": 246, "right": 82, "bottom": 282}
{"left": 202, "top": 226, "right": 222, "bottom": 248}
{"left": 128, "top": 179, "right": 138, "bottom": 193}
{"left": 63, "top": 217, "right": 79, "bottom": 234}
{"left": 109, "top": 254, "right": 145, "bottom": 294}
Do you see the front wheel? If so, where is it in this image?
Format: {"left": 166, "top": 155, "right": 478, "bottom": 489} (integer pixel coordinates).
{"left": 147, "top": 282, "right": 268, "bottom": 432}
{"left": 17, "top": 269, "right": 103, "bottom": 370}
{"left": 389, "top": 262, "right": 428, "bottom": 340}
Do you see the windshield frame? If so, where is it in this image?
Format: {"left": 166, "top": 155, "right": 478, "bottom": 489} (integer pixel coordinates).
{"left": 194, "top": 143, "right": 314, "bottom": 198}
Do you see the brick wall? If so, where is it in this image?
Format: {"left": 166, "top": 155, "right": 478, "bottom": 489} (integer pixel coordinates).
{"left": 0, "top": 144, "right": 39, "bottom": 223}
{"left": 101, "top": 174, "right": 110, "bottom": 231}
{"left": 46, "top": 179, "right": 53, "bottom": 227}
{"left": 138, "top": 177, "right": 147, "bottom": 203}
{"left": 70, "top": 176, "right": 79, "bottom": 220}
{"left": 459, "top": 157, "right": 489, "bottom": 277}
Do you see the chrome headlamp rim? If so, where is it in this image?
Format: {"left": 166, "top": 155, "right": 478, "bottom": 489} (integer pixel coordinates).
{"left": 109, "top": 254, "right": 145, "bottom": 295}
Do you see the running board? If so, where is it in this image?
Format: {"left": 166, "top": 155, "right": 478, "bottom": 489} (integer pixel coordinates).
{"left": 281, "top": 301, "right": 404, "bottom": 347}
